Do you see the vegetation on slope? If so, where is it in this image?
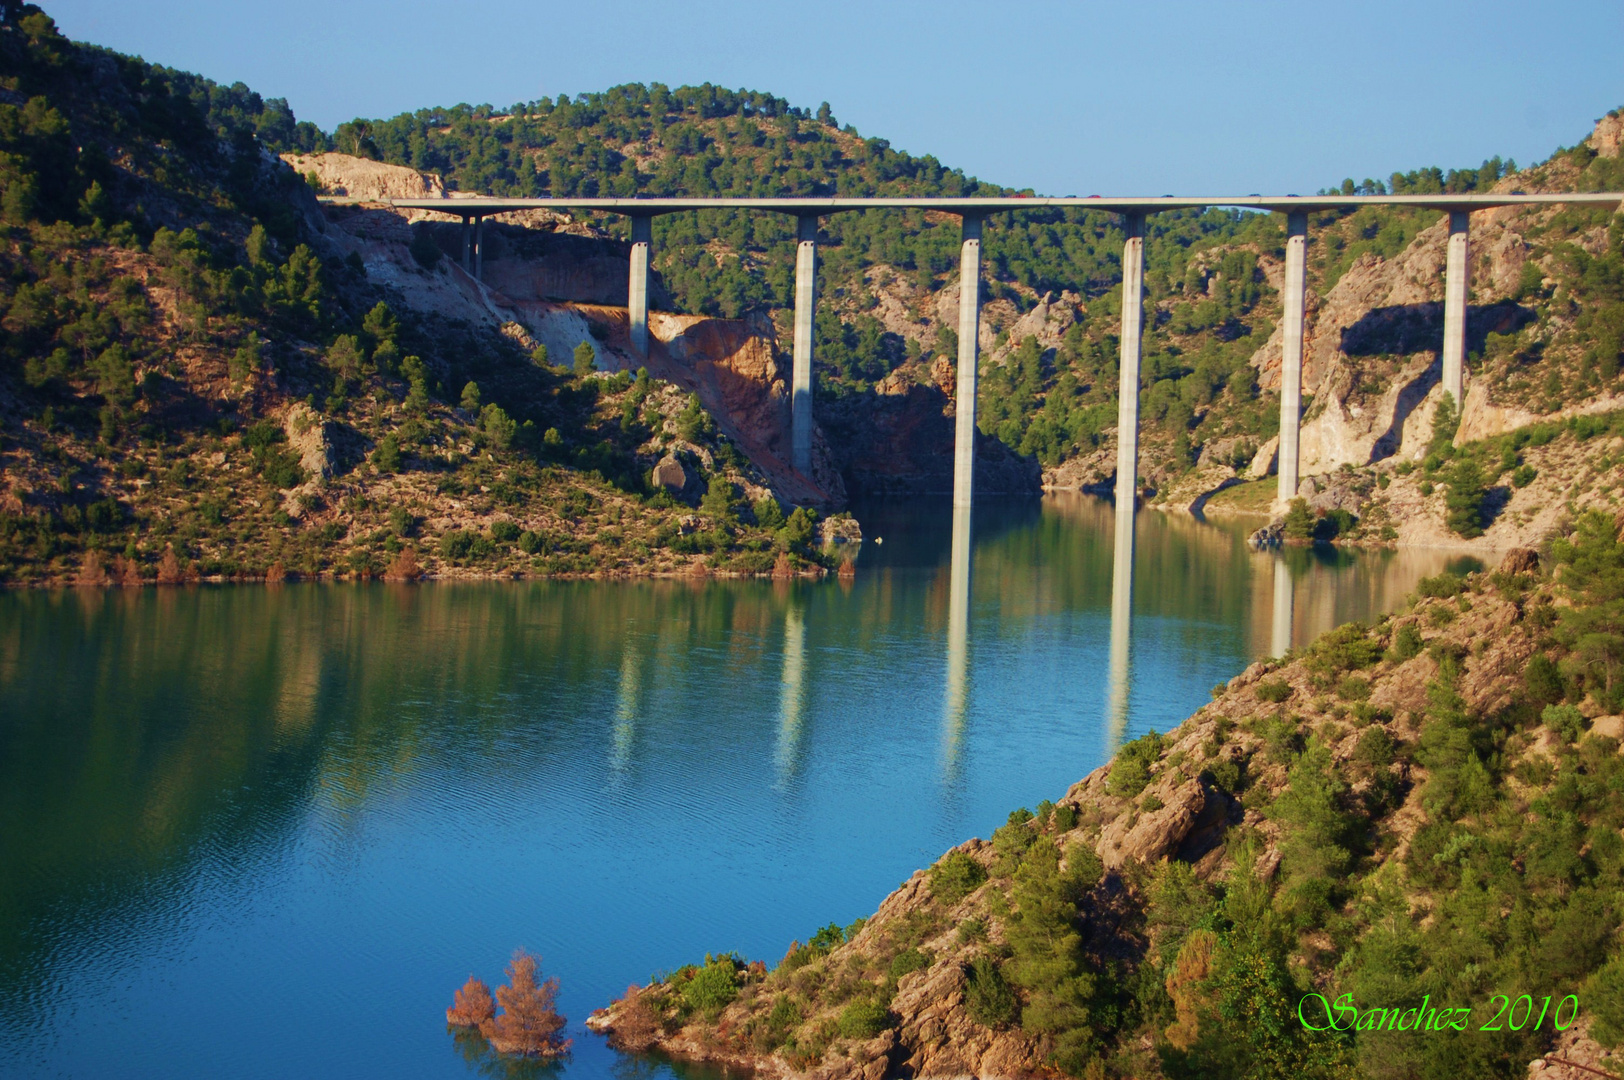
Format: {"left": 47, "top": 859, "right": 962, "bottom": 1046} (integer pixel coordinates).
{"left": 0, "top": 6, "right": 837, "bottom": 583}
{"left": 336, "top": 87, "right": 1624, "bottom": 487}
{"left": 593, "top": 512, "right": 1624, "bottom": 1079}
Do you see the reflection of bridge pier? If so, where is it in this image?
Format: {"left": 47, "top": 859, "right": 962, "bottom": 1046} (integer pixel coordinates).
{"left": 775, "top": 601, "right": 807, "bottom": 786}
{"left": 1271, "top": 557, "right": 1295, "bottom": 658}
{"left": 611, "top": 642, "right": 642, "bottom": 771}
{"left": 943, "top": 505, "right": 972, "bottom": 776}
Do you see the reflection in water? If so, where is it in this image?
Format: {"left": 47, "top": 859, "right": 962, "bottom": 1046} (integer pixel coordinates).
{"left": 1105, "top": 499, "right": 1135, "bottom": 753}
{"left": 775, "top": 602, "right": 807, "bottom": 787}
{"left": 1271, "top": 557, "right": 1294, "bottom": 659}
{"left": 942, "top": 505, "right": 972, "bottom": 779}
{"left": 612, "top": 645, "right": 642, "bottom": 772}
{"left": 0, "top": 496, "right": 1483, "bottom": 1080}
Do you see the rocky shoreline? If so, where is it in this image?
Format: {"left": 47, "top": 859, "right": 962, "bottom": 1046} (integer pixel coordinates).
{"left": 583, "top": 530, "right": 1624, "bottom": 1080}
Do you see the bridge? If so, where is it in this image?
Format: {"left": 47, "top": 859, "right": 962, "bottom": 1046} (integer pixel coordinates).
{"left": 383, "top": 190, "right": 1621, "bottom": 748}
{"left": 388, "top": 191, "right": 1623, "bottom": 515}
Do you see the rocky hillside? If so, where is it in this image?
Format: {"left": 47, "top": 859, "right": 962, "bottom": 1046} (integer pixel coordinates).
{"left": 588, "top": 513, "right": 1624, "bottom": 1080}
{"left": 0, "top": 7, "right": 859, "bottom": 585}
{"left": 341, "top": 88, "right": 1623, "bottom": 524}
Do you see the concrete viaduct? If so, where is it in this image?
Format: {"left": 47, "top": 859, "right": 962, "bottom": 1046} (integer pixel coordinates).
{"left": 389, "top": 191, "right": 1621, "bottom": 744}
{"left": 392, "top": 191, "right": 1623, "bottom": 517}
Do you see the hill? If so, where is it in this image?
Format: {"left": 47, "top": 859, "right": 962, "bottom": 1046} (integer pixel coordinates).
{"left": 587, "top": 515, "right": 1624, "bottom": 1080}
{"left": 0, "top": 5, "right": 848, "bottom": 585}
{"left": 334, "top": 87, "right": 1624, "bottom": 539}
{"left": 2, "top": 1, "right": 1621, "bottom": 587}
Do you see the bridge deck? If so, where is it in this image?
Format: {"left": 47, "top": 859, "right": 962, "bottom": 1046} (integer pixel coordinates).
{"left": 379, "top": 193, "right": 1624, "bottom": 216}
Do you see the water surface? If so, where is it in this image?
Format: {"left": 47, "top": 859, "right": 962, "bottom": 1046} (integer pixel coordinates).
{"left": 0, "top": 495, "right": 1478, "bottom": 1078}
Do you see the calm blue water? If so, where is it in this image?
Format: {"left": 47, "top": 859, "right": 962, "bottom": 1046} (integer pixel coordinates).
{"left": 0, "top": 496, "right": 1477, "bottom": 1078}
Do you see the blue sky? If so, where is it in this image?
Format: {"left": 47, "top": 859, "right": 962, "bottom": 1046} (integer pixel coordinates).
{"left": 43, "top": 0, "right": 1624, "bottom": 196}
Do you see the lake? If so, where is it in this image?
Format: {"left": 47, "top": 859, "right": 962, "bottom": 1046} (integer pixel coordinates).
{"left": 0, "top": 494, "right": 1479, "bottom": 1078}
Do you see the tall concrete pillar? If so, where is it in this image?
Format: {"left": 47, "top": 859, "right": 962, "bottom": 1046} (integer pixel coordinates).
{"left": 461, "top": 215, "right": 471, "bottom": 273}
{"left": 1115, "top": 213, "right": 1145, "bottom": 513}
{"left": 791, "top": 215, "right": 818, "bottom": 475}
{"left": 474, "top": 215, "right": 484, "bottom": 282}
{"left": 628, "top": 215, "right": 652, "bottom": 360}
{"left": 1106, "top": 525, "right": 1132, "bottom": 754}
{"left": 1278, "top": 210, "right": 1308, "bottom": 506}
{"left": 952, "top": 215, "right": 983, "bottom": 511}
{"left": 1441, "top": 210, "right": 1470, "bottom": 408}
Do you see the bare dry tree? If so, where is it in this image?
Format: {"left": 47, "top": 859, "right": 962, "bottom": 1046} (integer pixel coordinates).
{"left": 446, "top": 976, "right": 495, "bottom": 1028}
{"left": 478, "top": 950, "right": 570, "bottom": 1058}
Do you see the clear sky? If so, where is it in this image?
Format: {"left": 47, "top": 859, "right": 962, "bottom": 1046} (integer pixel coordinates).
{"left": 42, "top": 0, "right": 1624, "bottom": 197}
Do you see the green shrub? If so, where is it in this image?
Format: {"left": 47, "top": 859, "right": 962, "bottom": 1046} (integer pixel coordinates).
{"left": 837, "top": 999, "right": 892, "bottom": 1040}
{"left": 1105, "top": 731, "right": 1163, "bottom": 797}
{"left": 1551, "top": 510, "right": 1624, "bottom": 711}
{"left": 1203, "top": 757, "right": 1242, "bottom": 793}
{"left": 480, "top": 403, "right": 517, "bottom": 449}
{"left": 1525, "top": 653, "right": 1564, "bottom": 705}
{"left": 1512, "top": 464, "right": 1537, "bottom": 488}
{"left": 808, "top": 923, "right": 845, "bottom": 951}
{"left": 1309, "top": 622, "right": 1384, "bottom": 672}
{"left": 1444, "top": 458, "right": 1487, "bottom": 538}
{"left": 1387, "top": 623, "right": 1424, "bottom": 662}
{"left": 372, "top": 434, "right": 401, "bottom": 473}
{"left": 1336, "top": 675, "right": 1371, "bottom": 701}
{"left": 490, "top": 519, "right": 521, "bottom": 543}
{"left": 1283, "top": 497, "right": 1315, "bottom": 540}
{"left": 1543, "top": 703, "right": 1587, "bottom": 743}
{"left": 752, "top": 995, "right": 802, "bottom": 1052}
{"left": 1353, "top": 727, "right": 1396, "bottom": 769}
{"left": 964, "top": 956, "right": 1018, "bottom": 1028}
{"left": 1316, "top": 508, "right": 1356, "bottom": 540}
{"left": 439, "top": 530, "right": 473, "bottom": 559}
{"left": 1052, "top": 803, "right": 1078, "bottom": 831}
{"left": 682, "top": 957, "right": 739, "bottom": 1016}
{"left": 888, "top": 948, "right": 931, "bottom": 979}
{"left": 1416, "top": 571, "right": 1466, "bottom": 598}
{"left": 1589, "top": 956, "right": 1624, "bottom": 1048}
{"left": 573, "top": 340, "right": 597, "bottom": 375}
{"left": 753, "top": 496, "right": 785, "bottom": 529}
{"left": 518, "top": 529, "right": 544, "bottom": 554}
{"left": 1256, "top": 679, "right": 1292, "bottom": 703}
{"left": 930, "top": 850, "right": 987, "bottom": 904}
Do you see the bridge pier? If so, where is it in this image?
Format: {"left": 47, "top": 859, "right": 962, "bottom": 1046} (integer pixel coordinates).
{"left": 460, "top": 215, "right": 471, "bottom": 274}
{"left": 1106, "top": 211, "right": 1145, "bottom": 756}
{"left": 1442, "top": 210, "right": 1470, "bottom": 409}
{"left": 474, "top": 215, "right": 484, "bottom": 282}
{"left": 792, "top": 215, "right": 818, "bottom": 475}
{"left": 952, "top": 215, "right": 983, "bottom": 511}
{"left": 1115, "top": 213, "right": 1145, "bottom": 517}
{"left": 628, "top": 216, "right": 651, "bottom": 361}
{"left": 1278, "top": 210, "right": 1308, "bottom": 506}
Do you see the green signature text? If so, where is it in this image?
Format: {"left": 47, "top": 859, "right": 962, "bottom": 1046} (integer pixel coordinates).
{"left": 1298, "top": 993, "right": 1580, "bottom": 1034}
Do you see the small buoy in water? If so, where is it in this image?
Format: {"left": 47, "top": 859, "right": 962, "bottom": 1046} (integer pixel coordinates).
{"left": 874, "top": 537, "right": 883, "bottom": 544}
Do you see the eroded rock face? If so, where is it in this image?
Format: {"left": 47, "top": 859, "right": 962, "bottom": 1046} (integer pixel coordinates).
{"left": 283, "top": 402, "right": 331, "bottom": 481}
{"left": 281, "top": 152, "right": 447, "bottom": 201}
